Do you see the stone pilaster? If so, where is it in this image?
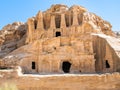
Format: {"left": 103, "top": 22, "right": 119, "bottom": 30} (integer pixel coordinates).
{"left": 60, "top": 14, "right": 66, "bottom": 28}
{"left": 37, "top": 11, "right": 44, "bottom": 30}
{"left": 26, "top": 18, "right": 35, "bottom": 43}
{"left": 50, "top": 15, "right": 56, "bottom": 29}
{"left": 72, "top": 11, "right": 79, "bottom": 26}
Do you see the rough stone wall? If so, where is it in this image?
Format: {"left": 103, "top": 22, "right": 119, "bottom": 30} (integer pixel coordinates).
{"left": 92, "top": 34, "right": 120, "bottom": 73}
{"left": 1, "top": 34, "right": 95, "bottom": 74}
{"left": 0, "top": 68, "right": 120, "bottom": 90}
{"left": 1, "top": 33, "right": 120, "bottom": 74}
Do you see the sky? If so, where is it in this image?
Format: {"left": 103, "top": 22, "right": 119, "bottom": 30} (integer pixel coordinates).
{"left": 0, "top": 0, "right": 120, "bottom": 31}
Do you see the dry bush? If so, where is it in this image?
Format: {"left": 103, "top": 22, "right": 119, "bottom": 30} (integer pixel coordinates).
{"left": 0, "top": 83, "right": 18, "bottom": 90}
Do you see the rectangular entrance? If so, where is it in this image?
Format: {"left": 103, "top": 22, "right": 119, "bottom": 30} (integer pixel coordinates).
{"left": 56, "top": 32, "right": 61, "bottom": 37}
{"left": 62, "top": 61, "right": 71, "bottom": 73}
{"left": 32, "top": 62, "right": 36, "bottom": 69}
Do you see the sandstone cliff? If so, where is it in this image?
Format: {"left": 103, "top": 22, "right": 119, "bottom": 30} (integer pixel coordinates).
{"left": 0, "top": 4, "right": 120, "bottom": 90}
{"left": 0, "top": 4, "right": 119, "bottom": 73}
{"left": 92, "top": 34, "right": 120, "bottom": 72}
{"left": 83, "top": 12, "right": 113, "bottom": 35}
{"left": 0, "top": 4, "right": 114, "bottom": 59}
{"left": 0, "top": 22, "right": 27, "bottom": 58}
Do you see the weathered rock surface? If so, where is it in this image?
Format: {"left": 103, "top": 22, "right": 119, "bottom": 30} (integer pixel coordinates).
{"left": 92, "top": 34, "right": 120, "bottom": 72}
{"left": 0, "top": 4, "right": 120, "bottom": 90}
{"left": 114, "top": 31, "right": 120, "bottom": 38}
{"left": 0, "top": 4, "right": 118, "bottom": 73}
{"left": 83, "top": 12, "right": 113, "bottom": 35}
{"left": 0, "top": 68, "right": 120, "bottom": 90}
{"left": 0, "top": 22, "right": 27, "bottom": 58}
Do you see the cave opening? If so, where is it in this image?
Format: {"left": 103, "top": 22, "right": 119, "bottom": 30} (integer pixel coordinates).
{"left": 56, "top": 32, "right": 61, "bottom": 37}
{"left": 34, "top": 20, "right": 37, "bottom": 29}
{"left": 32, "top": 62, "right": 36, "bottom": 69}
{"left": 105, "top": 60, "right": 110, "bottom": 68}
{"left": 62, "top": 61, "right": 71, "bottom": 73}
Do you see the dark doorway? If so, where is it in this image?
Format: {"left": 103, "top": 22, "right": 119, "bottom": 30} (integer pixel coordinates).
{"left": 34, "top": 20, "right": 37, "bottom": 29}
{"left": 56, "top": 32, "right": 61, "bottom": 37}
{"left": 32, "top": 62, "right": 36, "bottom": 69}
{"left": 105, "top": 60, "right": 110, "bottom": 68}
{"left": 62, "top": 61, "right": 71, "bottom": 73}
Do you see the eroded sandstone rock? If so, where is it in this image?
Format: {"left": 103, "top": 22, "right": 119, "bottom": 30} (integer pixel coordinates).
{"left": 0, "top": 22, "right": 27, "bottom": 58}
{"left": 0, "top": 4, "right": 119, "bottom": 74}
{"left": 0, "top": 4, "right": 120, "bottom": 90}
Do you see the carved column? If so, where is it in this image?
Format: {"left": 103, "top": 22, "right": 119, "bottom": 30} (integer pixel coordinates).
{"left": 49, "top": 15, "right": 56, "bottom": 37}
{"left": 50, "top": 15, "right": 56, "bottom": 29}
{"left": 26, "top": 18, "right": 35, "bottom": 43}
{"left": 37, "top": 11, "right": 44, "bottom": 30}
{"left": 60, "top": 14, "right": 66, "bottom": 28}
{"left": 72, "top": 11, "right": 79, "bottom": 26}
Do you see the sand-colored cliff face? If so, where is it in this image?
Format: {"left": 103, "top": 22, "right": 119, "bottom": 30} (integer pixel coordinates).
{"left": 0, "top": 22, "right": 27, "bottom": 58}
{"left": 92, "top": 34, "right": 120, "bottom": 73}
{"left": 0, "top": 4, "right": 120, "bottom": 90}
{"left": 0, "top": 4, "right": 119, "bottom": 73}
